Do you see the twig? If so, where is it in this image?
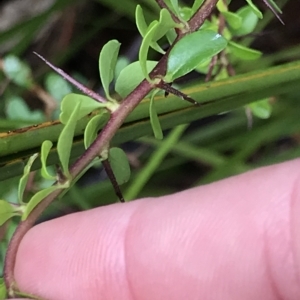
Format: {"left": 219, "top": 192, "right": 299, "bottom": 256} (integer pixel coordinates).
{"left": 102, "top": 159, "right": 125, "bottom": 202}
{"left": 4, "top": 1, "right": 221, "bottom": 296}
{"left": 188, "top": 0, "right": 218, "bottom": 32}
{"left": 155, "top": 0, "right": 182, "bottom": 24}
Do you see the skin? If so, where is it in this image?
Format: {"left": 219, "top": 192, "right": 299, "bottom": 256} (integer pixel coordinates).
{"left": 12, "top": 159, "right": 300, "bottom": 300}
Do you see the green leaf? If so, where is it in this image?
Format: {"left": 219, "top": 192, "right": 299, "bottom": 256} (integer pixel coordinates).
{"left": 0, "top": 200, "right": 19, "bottom": 226}
{"left": 191, "top": 0, "right": 205, "bottom": 15}
{"left": 149, "top": 91, "right": 163, "bottom": 139}
{"left": 228, "top": 41, "right": 262, "bottom": 60}
{"left": 18, "top": 153, "right": 39, "bottom": 204}
{"left": 267, "top": 0, "right": 282, "bottom": 13}
{"left": 2, "top": 55, "right": 33, "bottom": 88}
{"left": 114, "top": 56, "right": 130, "bottom": 80}
{"left": 249, "top": 99, "right": 272, "bottom": 119}
{"left": 244, "top": 0, "right": 263, "bottom": 19}
{"left": 139, "top": 22, "right": 161, "bottom": 81}
{"left": 6, "top": 96, "right": 44, "bottom": 122}
{"left": 166, "top": 28, "right": 177, "bottom": 44}
{"left": 60, "top": 93, "right": 106, "bottom": 125}
{"left": 57, "top": 102, "right": 81, "bottom": 177}
{"left": 222, "top": 11, "right": 242, "bottom": 30}
{"left": 136, "top": 6, "right": 181, "bottom": 54}
{"left": 115, "top": 61, "right": 158, "bottom": 98}
{"left": 231, "top": 6, "right": 259, "bottom": 36}
{"left": 45, "top": 72, "right": 72, "bottom": 103}
{"left": 99, "top": 39, "right": 121, "bottom": 101}
{"left": 22, "top": 184, "right": 68, "bottom": 220}
{"left": 138, "top": 8, "right": 183, "bottom": 81}
{"left": 168, "top": 0, "right": 180, "bottom": 18}
{"left": 136, "top": 5, "right": 150, "bottom": 38}
{"left": 153, "top": 8, "right": 183, "bottom": 44}
{"left": 84, "top": 110, "right": 110, "bottom": 148}
{"left": 108, "top": 147, "right": 131, "bottom": 185}
{"left": 165, "top": 30, "right": 227, "bottom": 82}
{"left": 0, "top": 277, "right": 7, "bottom": 299}
{"left": 41, "top": 140, "right": 56, "bottom": 180}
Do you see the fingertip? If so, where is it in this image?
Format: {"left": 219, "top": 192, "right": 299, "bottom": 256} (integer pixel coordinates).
{"left": 13, "top": 159, "right": 300, "bottom": 300}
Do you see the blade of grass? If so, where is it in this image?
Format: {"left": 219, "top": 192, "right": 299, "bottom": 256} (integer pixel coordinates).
{"left": 124, "top": 124, "right": 188, "bottom": 200}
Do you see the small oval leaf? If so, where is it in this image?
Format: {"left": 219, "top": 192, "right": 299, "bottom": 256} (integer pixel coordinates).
{"left": 245, "top": 0, "right": 263, "bottom": 19}
{"left": 249, "top": 99, "right": 272, "bottom": 119}
{"left": 108, "top": 148, "right": 131, "bottom": 185}
{"left": 84, "top": 110, "right": 110, "bottom": 149}
{"left": 57, "top": 102, "right": 81, "bottom": 177}
{"left": 18, "top": 153, "right": 39, "bottom": 204}
{"left": 6, "top": 96, "right": 44, "bottom": 123}
{"left": 228, "top": 41, "right": 262, "bottom": 60}
{"left": 136, "top": 5, "right": 149, "bottom": 38}
{"left": 3, "top": 55, "right": 33, "bottom": 88}
{"left": 22, "top": 184, "right": 68, "bottom": 220}
{"left": 41, "top": 140, "right": 56, "bottom": 180}
{"left": 115, "top": 61, "right": 158, "bottom": 98}
{"left": 222, "top": 11, "right": 242, "bottom": 29}
{"left": 149, "top": 91, "right": 163, "bottom": 139}
{"left": 165, "top": 30, "right": 227, "bottom": 82}
{"left": 99, "top": 39, "right": 121, "bottom": 101}
{"left": 139, "top": 21, "right": 161, "bottom": 81}
{"left": 60, "top": 93, "right": 105, "bottom": 125}
{"left": 231, "top": 6, "right": 259, "bottom": 36}
{"left": 45, "top": 72, "right": 72, "bottom": 103}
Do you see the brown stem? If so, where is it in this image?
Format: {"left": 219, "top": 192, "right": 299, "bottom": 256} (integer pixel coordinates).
{"left": 102, "top": 159, "right": 124, "bottom": 202}
{"left": 188, "top": 0, "right": 218, "bottom": 32}
{"left": 155, "top": 0, "right": 182, "bottom": 24}
{"left": 4, "top": 1, "right": 219, "bottom": 296}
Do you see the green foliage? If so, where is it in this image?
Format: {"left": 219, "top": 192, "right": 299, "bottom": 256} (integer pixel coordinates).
{"left": 149, "top": 90, "right": 163, "bottom": 139}
{"left": 230, "top": 6, "right": 259, "bottom": 36}
{"left": 115, "top": 61, "right": 158, "bottom": 97}
{"left": 2, "top": 55, "right": 33, "bottom": 88}
{"left": 59, "top": 93, "right": 107, "bottom": 125}
{"left": 0, "top": 200, "right": 19, "bottom": 226}
{"left": 57, "top": 102, "right": 81, "bottom": 178}
{"left": 0, "top": 278, "right": 7, "bottom": 299}
{"left": 84, "top": 110, "right": 110, "bottom": 148}
{"left": 41, "top": 141, "right": 56, "bottom": 180}
{"left": 249, "top": 99, "right": 272, "bottom": 119}
{"left": 6, "top": 96, "right": 44, "bottom": 123}
{"left": 137, "top": 6, "right": 184, "bottom": 81}
{"left": 108, "top": 148, "right": 131, "bottom": 185}
{"left": 22, "top": 184, "right": 68, "bottom": 220}
{"left": 244, "top": 0, "right": 263, "bottom": 18}
{"left": 228, "top": 41, "right": 262, "bottom": 60}
{"left": 99, "top": 40, "right": 121, "bottom": 101}
{"left": 0, "top": 1, "right": 298, "bottom": 294}
{"left": 165, "top": 30, "right": 227, "bottom": 81}
{"left": 18, "top": 153, "right": 39, "bottom": 204}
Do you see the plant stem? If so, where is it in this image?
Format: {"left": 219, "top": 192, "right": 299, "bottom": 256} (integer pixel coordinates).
{"left": 155, "top": 0, "right": 182, "bottom": 24}
{"left": 4, "top": 0, "right": 219, "bottom": 296}
{"left": 188, "top": 0, "right": 218, "bottom": 32}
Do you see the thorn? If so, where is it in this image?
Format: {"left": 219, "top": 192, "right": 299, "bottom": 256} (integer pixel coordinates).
{"left": 158, "top": 81, "right": 200, "bottom": 106}
{"left": 262, "top": 0, "right": 284, "bottom": 25}
{"left": 33, "top": 52, "right": 108, "bottom": 104}
{"left": 102, "top": 159, "right": 125, "bottom": 203}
